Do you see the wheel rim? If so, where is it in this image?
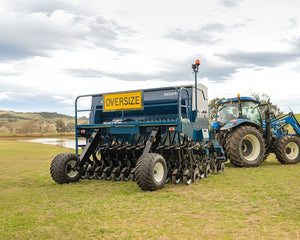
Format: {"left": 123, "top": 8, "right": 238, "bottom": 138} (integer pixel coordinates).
{"left": 65, "top": 160, "right": 78, "bottom": 178}
{"left": 285, "top": 142, "right": 299, "bottom": 160}
{"left": 153, "top": 162, "right": 164, "bottom": 183}
{"left": 241, "top": 134, "right": 260, "bottom": 161}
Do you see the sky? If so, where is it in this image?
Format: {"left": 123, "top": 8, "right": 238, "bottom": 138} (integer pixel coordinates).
{"left": 0, "top": 0, "right": 300, "bottom": 115}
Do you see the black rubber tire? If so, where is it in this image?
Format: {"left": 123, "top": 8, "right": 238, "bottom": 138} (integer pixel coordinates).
{"left": 210, "top": 162, "right": 217, "bottom": 173}
{"left": 274, "top": 136, "right": 300, "bottom": 164}
{"left": 193, "top": 167, "right": 200, "bottom": 183}
{"left": 224, "top": 125, "right": 265, "bottom": 167}
{"left": 217, "top": 162, "right": 225, "bottom": 174}
{"left": 50, "top": 153, "right": 82, "bottom": 184}
{"left": 135, "top": 153, "right": 167, "bottom": 191}
{"left": 204, "top": 163, "right": 211, "bottom": 178}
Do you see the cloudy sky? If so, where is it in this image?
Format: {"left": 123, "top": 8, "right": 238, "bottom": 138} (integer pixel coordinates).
{"left": 0, "top": 0, "right": 300, "bottom": 115}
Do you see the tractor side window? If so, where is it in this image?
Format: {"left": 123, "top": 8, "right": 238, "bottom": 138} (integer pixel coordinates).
{"left": 241, "top": 102, "right": 261, "bottom": 124}
{"left": 218, "top": 103, "right": 239, "bottom": 125}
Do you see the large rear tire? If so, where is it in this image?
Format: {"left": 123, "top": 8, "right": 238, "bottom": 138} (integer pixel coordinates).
{"left": 135, "top": 153, "right": 167, "bottom": 191}
{"left": 274, "top": 136, "right": 300, "bottom": 164}
{"left": 225, "top": 125, "right": 265, "bottom": 167}
{"left": 50, "top": 153, "right": 83, "bottom": 184}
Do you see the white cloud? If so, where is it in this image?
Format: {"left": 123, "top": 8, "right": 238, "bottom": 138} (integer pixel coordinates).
{"left": 0, "top": 0, "right": 300, "bottom": 115}
{"left": 0, "top": 91, "right": 12, "bottom": 101}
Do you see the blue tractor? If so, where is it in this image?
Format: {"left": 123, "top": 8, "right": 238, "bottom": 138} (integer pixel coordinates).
{"left": 50, "top": 60, "right": 226, "bottom": 191}
{"left": 211, "top": 96, "right": 300, "bottom": 167}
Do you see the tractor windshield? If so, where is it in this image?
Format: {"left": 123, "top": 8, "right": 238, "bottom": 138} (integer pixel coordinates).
{"left": 217, "top": 101, "right": 261, "bottom": 125}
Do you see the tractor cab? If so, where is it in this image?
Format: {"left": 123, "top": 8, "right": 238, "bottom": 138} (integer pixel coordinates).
{"left": 214, "top": 96, "right": 262, "bottom": 128}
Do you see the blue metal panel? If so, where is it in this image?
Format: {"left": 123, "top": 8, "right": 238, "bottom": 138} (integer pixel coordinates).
{"left": 74, "top": 85, "right": 210, "bottom": 154}
{"left": 210, "top": 121, "right": 220, "bottom": 130}
{"left": 220, "top": 119, "right": 259, "bottom": 130}
{"left": 110, "top": 126, "right": 139, "bottom": 134}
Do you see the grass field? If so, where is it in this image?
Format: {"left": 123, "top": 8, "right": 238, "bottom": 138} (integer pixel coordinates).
{"left": 0, "top": 139, "right": 299, "bottom": 240}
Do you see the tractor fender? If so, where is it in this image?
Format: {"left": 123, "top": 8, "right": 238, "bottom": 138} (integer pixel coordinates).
{"left": 220, "top": 119, "right": 260, "bottom": 131}
{"left": 210, "top": 121, "right": 220, "bottom": 130}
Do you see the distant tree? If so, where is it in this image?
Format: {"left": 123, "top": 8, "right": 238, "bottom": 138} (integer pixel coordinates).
{"left": 16, "top": 122, "right": 39, "bottom": 133}
{"left": 209, "top": 92, "right": 282, "bottom": 121}
{"left": 208, "top": 97, "right": 225, "bottom": 120}
{"left": 65, "top": 122, "right": 75, "bottom": 132}
{"left": 249, "top": 91, "right": 283, "bottom": 117}
{"left": 38, "top": 112, "right": 73, "bottom": 119}
{"left": 0, "top": 126, "right": 10, "bottom": 134}
{"left": 55, "top": 120, "right": 66, "bottom": 133}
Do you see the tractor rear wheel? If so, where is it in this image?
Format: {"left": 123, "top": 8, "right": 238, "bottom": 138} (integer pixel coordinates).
{"left": 225, "top": 125, "right": 265, "bottom": 167}
{"left": 50, "top": 153, "right": 82, "bottom": 184}
{"left": 135, "top": 153, "right": 167, "bottom": 191}
{"left": 275, "top": 136, "right": 300, "bottom": 164}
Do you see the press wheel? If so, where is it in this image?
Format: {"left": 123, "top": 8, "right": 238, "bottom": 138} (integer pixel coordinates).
{"left": 112, "top": 167, "right": 121, "bottom": 181}
{"left": 120, "top": 167, "right": 131, "bottom": 182}
{"left": 193, "top": 167, "right": 201, "bottom": 183}
{"left": 183, "top": 169, "right": 192, "bottom": 185}
{"left": 102, "top": 166, "right": 112, "bottom": 180}
{"left": 171, "top": 169, "right": 181, "bottom": 184}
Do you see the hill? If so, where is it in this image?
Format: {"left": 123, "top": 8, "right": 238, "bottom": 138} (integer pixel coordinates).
{"left": 0, "top": 110, "right": 88, "bottom": 135}
{"left": 0, "top": 110, "right": 299, "bottom": 135}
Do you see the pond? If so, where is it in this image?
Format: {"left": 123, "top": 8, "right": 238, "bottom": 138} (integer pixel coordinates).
{"left": 20, "top": 138, "right": 86, "bottom": 149}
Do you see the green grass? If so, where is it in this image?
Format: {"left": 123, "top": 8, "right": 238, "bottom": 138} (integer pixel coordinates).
{"left": 0, "top": 139, "right": 299, "bottom": 239}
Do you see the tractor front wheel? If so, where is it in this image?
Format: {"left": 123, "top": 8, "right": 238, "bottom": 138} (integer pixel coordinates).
{"left": 275, "top": 136, "right": 300, "bottom": 164}
{"left": 50, "top": 153, "right": 83, "bottom": 184}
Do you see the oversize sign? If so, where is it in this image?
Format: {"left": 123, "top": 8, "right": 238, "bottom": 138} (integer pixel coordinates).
{"left": 103, "top": 91, "right": 143, "bottom": 112}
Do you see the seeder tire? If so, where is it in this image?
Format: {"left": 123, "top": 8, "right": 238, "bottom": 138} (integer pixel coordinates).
{"left": 275, "top": 136, "right": 300, "bottom": 164}
{"left": 50, "top": 153, "right": 82, "bottom": 184}
{"left": 135, "top": 153, "right": 167, "bottom": 191}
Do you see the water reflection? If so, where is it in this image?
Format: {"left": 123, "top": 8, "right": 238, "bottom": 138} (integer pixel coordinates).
{"left": 21, "top": 138, "right": 86, "bottom": 149}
